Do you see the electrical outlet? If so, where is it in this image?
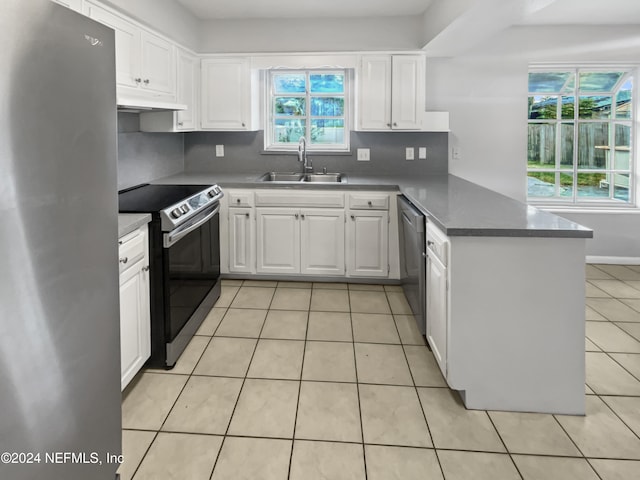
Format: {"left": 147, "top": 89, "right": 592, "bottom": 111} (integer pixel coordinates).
{"left": 405, "top": 147, "right": 415, "bottom": 161}
{"left": 357, "top": 148, "right": 370, "bottom": 161}
{"left": 215, "top": 145, "right": 224, "bottom": 157}
{"left": 452, "top": 147, "right": 460, "bottom": 160}
{"left": 419, "top": 147, "right": 427, "bottom": 160}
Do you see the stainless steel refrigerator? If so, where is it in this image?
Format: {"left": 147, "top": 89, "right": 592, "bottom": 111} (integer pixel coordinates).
{"left": 0, "top": 2, "right": 121, "bottom": 479}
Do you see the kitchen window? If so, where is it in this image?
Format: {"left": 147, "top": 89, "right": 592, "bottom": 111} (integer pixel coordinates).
{"left": 527, "top": 68, "right": 635, "bottom": 206}
{"left": 265, "top": 70, "right": 349, "bottom": 152}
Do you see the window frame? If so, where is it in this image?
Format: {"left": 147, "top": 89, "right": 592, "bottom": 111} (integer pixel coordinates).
{"left": 264, "top": 69, "right": 350, "bottom": 153}
{"left": 527, "top": 65, "right": 637, "bottom": 208}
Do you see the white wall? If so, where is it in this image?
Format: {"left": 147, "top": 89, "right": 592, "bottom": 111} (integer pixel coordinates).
{"left": 426, "top": 55, "right": 528, "bottom": 202}
{"left": 198, "top": 16, "right": 424, "bottom": 53}
{"left": 426, "top": 24, "right": 640, "bottom": 258}
{"left": 101, "top": 0, "right": 200, "bottom": 50}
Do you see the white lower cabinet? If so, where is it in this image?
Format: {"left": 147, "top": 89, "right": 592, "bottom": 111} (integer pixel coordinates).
{"left": 118, "top": 225, "right": 150, "bottom": 390}
{"left": 425, "top": 221, "right": 449, "bottom": 378}
{"left": 256, "top": 208, "right": 345, "bottom": 275}
{"left": 229, "top": 207, "right": 256, "bottom": 274}
{"left": 346, "top": 205, "right": 389, "bottom": 277}
{"left": 300, "top": 209, "right": 345, "bottom": 276}
{"left": 256, "top": 208, "right": 301, "bottom": 274}
{"left": 346, "top": 211, "right": 389, "bottom": 276}
{"left": 223, "top": 189, "right": 395, "bottom": 279}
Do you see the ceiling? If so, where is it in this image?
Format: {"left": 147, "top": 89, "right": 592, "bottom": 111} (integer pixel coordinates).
{"left": 518, "top": 0, "right": 640, "bottom": 25}
{"left": 174, "top": 0, "right": 434, "bottom": 19}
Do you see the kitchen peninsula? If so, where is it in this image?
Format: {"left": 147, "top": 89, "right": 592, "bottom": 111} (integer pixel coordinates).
{"left": 154, "top": 172, "right": 592, "bottom": 415}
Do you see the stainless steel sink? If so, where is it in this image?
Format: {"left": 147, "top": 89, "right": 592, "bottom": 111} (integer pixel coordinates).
{"left": 258, "top": 172, "right": 304, "bottom": 182}
{"left": 258, "top": 172, "right": 344, "bottom": 183}
{"left": 303, "top": 173, "right": 343, "bottom": 183}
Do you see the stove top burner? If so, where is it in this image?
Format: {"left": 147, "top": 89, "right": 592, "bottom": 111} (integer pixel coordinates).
{"left": 119, "top": 184, "right": 224, "bottom": 231}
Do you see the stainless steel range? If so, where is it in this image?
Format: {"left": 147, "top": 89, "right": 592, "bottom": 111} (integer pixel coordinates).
{"left": 119, "top": 184, "right": 224, "bottom": 368}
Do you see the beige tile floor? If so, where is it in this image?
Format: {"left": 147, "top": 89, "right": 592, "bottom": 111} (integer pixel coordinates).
{"left": 120, "top": 265, "right": 640, "bottom": 480}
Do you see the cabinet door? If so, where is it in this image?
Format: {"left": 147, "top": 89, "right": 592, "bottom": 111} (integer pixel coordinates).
{"left": 119, "top": 258, "right": 150, "bottom": 390}
{"left": 256, "top": 208, "right": 300, "bottom": 274}
{"left": 358, "top": 55, "right": 392, "bottom": 130}
{"left": 201, "top": 58, "right": 250, "bottom": 130}
{"left": 87, "top": 3, "right": 139, "bottom": 88}
{"left": 300, "top": 209, "right": 345, "bottom": 276}
{"left": 346, "top": 210, "right": 389, "bottom": 277}
{"left": 391, "top": 55, "right": 423, "bottom": 130}
{"left": 140, "top": 30, "right": 175, "bottom": 95}
{"left": 229, "top": 207, "right": 255, "bottom": 274}
{"left": 426, "top": 253, "right": 447, "bottom": 377}
{"left": 176, "top": 49, "right": 198, "bottom": 130}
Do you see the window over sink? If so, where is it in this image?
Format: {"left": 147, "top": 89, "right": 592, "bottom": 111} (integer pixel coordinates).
{"left": 265, "top": 69, "right": 350, "bottom": 153}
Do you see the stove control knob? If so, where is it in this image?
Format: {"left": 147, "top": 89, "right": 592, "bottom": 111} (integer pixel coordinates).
{"left": 171, "top": 208, "right": 182, "bottom": 219}
{"left": 208, "top": 188, "right": 218, "bottom": 198}
{"left": 180, "top": 205, "right": 189, "bottom": 214}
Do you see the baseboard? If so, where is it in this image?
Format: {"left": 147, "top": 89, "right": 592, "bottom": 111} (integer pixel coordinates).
{"left": 586, "top": 256, "right": 640, "bottom": 265}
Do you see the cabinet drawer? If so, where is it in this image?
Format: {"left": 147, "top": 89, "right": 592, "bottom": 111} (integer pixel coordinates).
{"left": 426, "top": 222, "right": 448, "bottom": 266}
{"left": 348, "top": 193, "right": 389, "bottom": 210}
{"left": 228, "top": 191, "right": 254, "bottom": 207}
{"left": 118, "top": 229, "right": 146, "bottom": 273}
{"left": 255, "top": 191, "right": 344, "bottom": 208}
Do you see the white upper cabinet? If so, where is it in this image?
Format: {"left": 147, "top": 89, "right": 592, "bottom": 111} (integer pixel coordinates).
{"left": 357, "top": 54, "right": 448, "bottom": 131}
{"left": 201, "top": 57, "right": 259, "bottom": 131}
{"left": 139, "top": 47, "right": 199, "bottom": 132}
{"left": 139, "top": 30, "right": 175, "bottom": 95}
{"left": 358, "top": 55, "right": 393, "bottom": 130}
{"left": 86, "top": 2, "right": 175, "bottom": 99}
{"left": 175, "top": 48, "right": 199, "bottom": 130}
{"left": 358, "top": 54, "right": 423, "bottom": 131}
{"left": 390, "top": 55, "right": 422, "bottom": 130}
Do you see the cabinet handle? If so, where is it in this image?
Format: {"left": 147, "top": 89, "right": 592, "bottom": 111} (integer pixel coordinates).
{"left": 177, "top": 121, "right": 184, "bottom": 127}
{"left": 236, "top": 198, "right": 241, "bottom": 203}
{"left": 134, "top": 78, "right": 141, "bottom": 83}
{"left": 301, "top": 214, "right": 305, "bottom": 220}
{"left": 295, "top": 213, "right": 299, "bottom": 219}
{"left": 143, "top": 79, "right": 149, "bottom": 84}
{"left": 245, "top": 213, "right": 250, "bottom": 217}
{"left": 367, "top": 200, "right": 372, "bottom": 206}
{"left": 386, "top": 123, "right": 391, "bottom": 127}
{"left": 119, "top": 257, "right": 128, "bottom": 264}
{"left": 393, "top": 122, "right": 398, "bottom": 126}
{"left": 142, "top": 265, "right": 150, "bottom": 272}
{"left": 350, "top": 215, "right": 355, "bottom": 220}
{"left": 242, "top": 122, "right": 246, "bottom": 127}
{"left": 427, "top": 240, "right": 434, "bottom": 246}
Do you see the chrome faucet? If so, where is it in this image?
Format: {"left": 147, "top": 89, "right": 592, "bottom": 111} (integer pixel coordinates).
{"left": 298, "top": 137, "right": 313, "bottom": 173}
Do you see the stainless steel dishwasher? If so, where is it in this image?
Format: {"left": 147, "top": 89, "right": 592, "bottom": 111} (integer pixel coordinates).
{"left": 397, "top": 195, "right": 426, "bottom": 335}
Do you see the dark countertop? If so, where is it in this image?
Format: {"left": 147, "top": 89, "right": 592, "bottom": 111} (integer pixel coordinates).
{"left": 151, "top": 172, "right": 593, "bottom": 239}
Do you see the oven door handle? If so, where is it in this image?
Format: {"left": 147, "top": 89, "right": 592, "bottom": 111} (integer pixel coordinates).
{"left": 163, "top": 205, "right": 220, "bottom": 248}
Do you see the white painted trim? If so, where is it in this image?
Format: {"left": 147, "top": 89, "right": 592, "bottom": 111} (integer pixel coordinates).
{"left": 586, "top": 256, "right": 640, "bottom": 265}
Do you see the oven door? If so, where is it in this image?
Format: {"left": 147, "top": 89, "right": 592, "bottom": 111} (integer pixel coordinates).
{"left": 162, "top": 204, "right": 221, "bottom": 365}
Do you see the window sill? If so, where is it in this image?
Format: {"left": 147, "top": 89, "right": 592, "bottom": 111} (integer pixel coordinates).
{"left": 532, "top": 204, "right": 640, "bottom": 214}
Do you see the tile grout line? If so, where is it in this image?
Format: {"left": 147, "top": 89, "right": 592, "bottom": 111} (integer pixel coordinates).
{"left": 286, "top": 304, "right": 311, "bottom": 480}
{"left": 207, "top": 281, "right": 269, "bottom": 480}
{"left": 484, "top": 413, "right": 525, "bottom": 480}
{"left": 388, "top": 288, "right": 447, "bottom": 480}
{"left": 347, "top": 288, "right": 369, "bottom": 480}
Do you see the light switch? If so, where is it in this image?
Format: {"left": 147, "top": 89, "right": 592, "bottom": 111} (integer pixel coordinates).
{"left": 357, "top": 148, "right": 370, "bottom": 161}
{"left": 419, "top": 147, "right": 427, "bottom": 159}
{"left": 405, "top": 147, "right": 415, "bottom": 160}
{"left": 215, "top": 145, "right": 224, "bottom": 157}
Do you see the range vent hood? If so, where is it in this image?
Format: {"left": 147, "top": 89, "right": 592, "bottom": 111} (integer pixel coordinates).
{"left": 117, "top": 96, "right": 187, "bottom": 113}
